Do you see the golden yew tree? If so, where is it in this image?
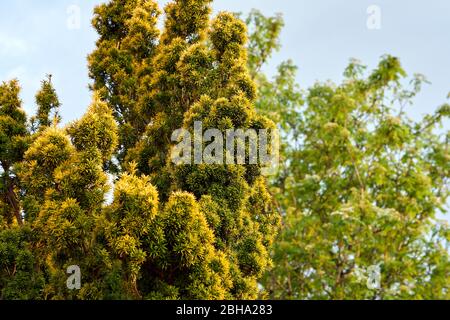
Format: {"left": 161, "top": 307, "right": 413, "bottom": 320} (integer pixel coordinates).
{"left": 88, "top": 0, "right": 281, "bottom": 299}
{"left": 0, "top": 0, "right": 279, "bottom": 300}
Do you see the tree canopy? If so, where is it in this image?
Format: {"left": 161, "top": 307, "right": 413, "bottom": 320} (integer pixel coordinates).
{"left": 0, "top": 0, "right": 280, "bottom": 300}
{"left": 245, "top": 11, "right": 449, "bottom": 299}
{"left": 0, "top": 1, "right": 448, "bottom": 301}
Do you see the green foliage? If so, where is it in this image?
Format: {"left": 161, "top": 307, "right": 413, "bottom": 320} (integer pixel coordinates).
{"left": 67, "top": 95, "right": 118, "bottom": 163}
{"left": 17, "top": 127, "right": 75, "bottom": 221}
{"left": 88, "top": 0, "right": 161, "bottom": 164}
{"left": 1, "top": 1, "right": 447, "bottom": 302}
{"left": 244, "top": 12, "right": 449, "bottom": 299}
{"left": 244, "top": 9, "right": 284, "bottom": 79}
{"left": 0, "top": 80, "right": 29, "bottom": 226}
{"left": 0, "top": 226, "right": 45, "bottom": 299}
{"left": 32, "top": 74, "right": 61, "bottom": 131}
{"left": 109, "top": 0, "right": 278, "bottom": 299}
{"left": 0, "top": 0, "right": 279, "bottom": 300}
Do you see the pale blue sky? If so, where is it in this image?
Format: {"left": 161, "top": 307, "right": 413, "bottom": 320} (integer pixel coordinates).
{"left": 1, "top": 0, "right": 449, "bottom": 124}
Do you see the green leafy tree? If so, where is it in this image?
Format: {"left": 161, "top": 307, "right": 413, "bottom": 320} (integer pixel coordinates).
{"left": 245, "top": 12, "right": 449, "bottom": 299}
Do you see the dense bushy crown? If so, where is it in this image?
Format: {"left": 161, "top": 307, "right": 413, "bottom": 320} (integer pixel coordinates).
{"left": 0, "top": 0, "right": 280, "bottom": 300}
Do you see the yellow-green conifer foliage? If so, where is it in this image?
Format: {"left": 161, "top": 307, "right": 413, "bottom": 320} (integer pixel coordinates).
{"left": 0, "top": 1, "right": 279, "bottom": 300}
{"left": 105, "top": 169, "right": 159, "bottom": 297}
{"left": 31, "top": 75, "right": 61, "bottom": 131}
{"left": 17, "top": 95, "right": 120, "bottom": 299}
{"left": 88, "top": 0, "right": 161, "bottom": 164}
{"left": 0, "top": 80, "right": 29, "bottom": 226}
{"left": 126, "top": 0, "right": 214, "bottom": 195}
{"left": 89, "top": 0, "right": 280, "bottom": 299}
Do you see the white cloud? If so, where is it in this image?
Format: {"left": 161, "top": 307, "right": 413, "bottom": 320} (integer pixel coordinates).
{"left": 0, "top": 33, "right": 30, "bottom": 56}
